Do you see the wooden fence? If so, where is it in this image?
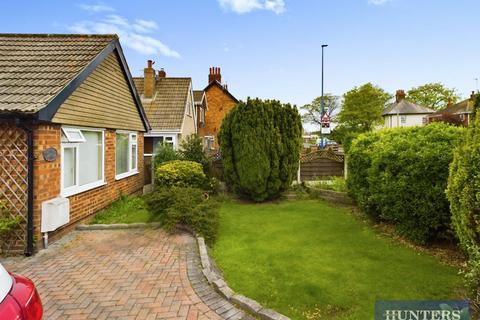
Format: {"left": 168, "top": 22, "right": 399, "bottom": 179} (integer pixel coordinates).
{"left": 299, "top": 149, "right": 344, "bottom": 181}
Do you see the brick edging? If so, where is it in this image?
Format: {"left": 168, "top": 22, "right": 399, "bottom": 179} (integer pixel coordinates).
{"left": 196, "top": 236, "right": 291, "bottom": 320}
{"left": 77, "top": 222, "right": 162, "bottom": 230}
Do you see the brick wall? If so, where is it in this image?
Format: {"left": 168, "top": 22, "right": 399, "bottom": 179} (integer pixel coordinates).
{"left": 32, "top": 124, "right": 144, "bottom": 248}
{"left": 198, "top": 84, "right": 237, "bottom": 149}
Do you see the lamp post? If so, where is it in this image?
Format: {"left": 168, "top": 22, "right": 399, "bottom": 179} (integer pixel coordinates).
{"left": 320, "top": 44, "right": 328, "bottom": 149}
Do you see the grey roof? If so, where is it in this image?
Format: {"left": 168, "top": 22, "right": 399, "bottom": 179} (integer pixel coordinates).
{"left": 382, "top": 99, "right": 435, "bottom": 116}
{"left": 0, "top": 34, "right": 117, "bottom": 114}
{"left": 432, "top": 97, "right": 474, "bottom": 115}
{"left": 133, "top": 77, "right": 191, "bottom": 131}
{"left": 193, "top": 90, "right": 204, "bottom": 104}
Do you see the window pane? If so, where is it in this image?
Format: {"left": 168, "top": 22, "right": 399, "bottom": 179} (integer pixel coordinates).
{"left": 79, "top": 131, "right": 103, "bottom": 185}
{"left": 116, "top": 133, "right": 129, "bottom": 175}
{"left": 131, "top": 144, "right": 137, "bottom": 170}
{"left": 63, "top": 147, "right": 76, "bottom": 188}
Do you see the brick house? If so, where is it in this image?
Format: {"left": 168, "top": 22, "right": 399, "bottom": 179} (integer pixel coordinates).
{"left": 0, "top": 34, "right": 150, "bottom": 255}
{"left": 428, "top": 91, "right": 477, "bottom": 126}
{"left": 197, "top": 67, "right": 238, "bottom": 151}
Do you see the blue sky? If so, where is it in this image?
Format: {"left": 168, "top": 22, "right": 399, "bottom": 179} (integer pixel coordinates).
{"left": 1, "top": 0, "right": 479, "bottom": 108}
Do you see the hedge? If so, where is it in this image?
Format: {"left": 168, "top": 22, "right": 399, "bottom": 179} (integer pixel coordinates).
{"left": 348, "top": 123, "right": 465, "bottom": 244}
{"left": 155, "top": 160, "right": 207, "bottom": 189}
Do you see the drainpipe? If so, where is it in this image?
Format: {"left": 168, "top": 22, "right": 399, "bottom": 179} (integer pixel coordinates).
{"left": 16, "top": 119, "right": 34, "bottom": 257}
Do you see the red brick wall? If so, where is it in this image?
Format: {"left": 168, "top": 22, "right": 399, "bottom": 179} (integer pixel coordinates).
{"left": 32, "top": 124, "right": 144, "bottom": 248}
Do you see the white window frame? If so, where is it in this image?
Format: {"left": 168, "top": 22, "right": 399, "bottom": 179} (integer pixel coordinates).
{"left": 204, "top": 136, "right": 215, "bottom": 150}
{"left": 115, "top": 131, "right": 139, "bottom": 180}
{"left": 61, "top": 127, "right": 106, "bottom": 197}
{"left": 62, "top": 127, "right": 86, "bottom": 143}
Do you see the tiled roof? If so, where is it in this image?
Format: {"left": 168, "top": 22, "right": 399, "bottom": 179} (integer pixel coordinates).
{"left": 0, "top": 34, "right": 117, "bottom": 114}
{"left": 193, "top": 90, "right": 204, "bottom": 104}
{"left": 383, "top": 99, "right": 435, "bottom": 116}
{"left": 134, "top": 77, "right": 191, "bottom": 131}
{"left": 432, "top": 97, "right": 474, "bottom": 115}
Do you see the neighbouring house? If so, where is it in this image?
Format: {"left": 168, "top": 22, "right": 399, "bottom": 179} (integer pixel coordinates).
{"left": 383, "top": 89, "right": 435, "bottom": 128}
{"left": 0, "top": 34, "right": 150, "bottom": 254}
{"left": 133, "top": 62, "right": 196, "bottom": 152}
{"left": 428, "top": 91, "right": 477, "bottom": 126}
{"left": 197, "top": 67, "right": 238, "bottom": 151}
{"left": 194, "top": 90, "right": 208, "bottom": 132}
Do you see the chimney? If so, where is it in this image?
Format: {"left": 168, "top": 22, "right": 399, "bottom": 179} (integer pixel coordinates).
{"left": 208, "top": 66, "right": 222, "bottom": 84}
{"left": 158, "top": 68, "right": 166, "bottom": 78}
{"left": 144, "top": 60, "right": 155, "bottom": 98}
{"left": 395, "top": 89, "right": 406, "bottom": 103}
{"left": 471, "top": 90, "right": 476, "bottom": 100}
{"left": 223, "top": 83, "right": 228, "bottom": 91}
{"left": 447, "top": 96, "right": 453, "bottom": 107}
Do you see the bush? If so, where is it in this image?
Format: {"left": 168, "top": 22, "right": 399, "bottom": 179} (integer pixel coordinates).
{"left": 155, "top": 160, "right": 208, "bottom": 188}
{"left": 312, "top": 176, "right": 347, "bottom": 193}
{"left": 179, "top": 134, "right": 211, "bottom": 172}
{"left": 348, "top": 123, "right": 465, "bottom": 243}
{"left": 219, "top": 98, "right": 302, "bottom": 201}
{"left": 446, "top": 111, "right": 480, "bottom": 309}
{"left": 153, "top": 143, "right": 179, "bottom": 169}
{"left": 145, "top": 187, "right": 219, "bottom": 244}
{"left": 0, "top": 202, "right": 21, "bottom": 253}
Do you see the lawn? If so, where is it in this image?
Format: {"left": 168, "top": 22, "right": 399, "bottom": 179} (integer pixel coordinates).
{"left": 90, "top": 195, "right": 159, "bottom": 224}
{"left": 212, "top": 199, "right": 463, "bottom": 320}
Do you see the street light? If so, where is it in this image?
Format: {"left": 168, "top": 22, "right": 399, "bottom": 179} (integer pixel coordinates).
{"left": 320, "top": 44, "right": 328, "bottom": 149}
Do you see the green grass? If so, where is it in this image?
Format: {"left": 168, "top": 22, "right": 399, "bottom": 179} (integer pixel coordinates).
{"left": 90, "top": 195, "right": 159, "bottom": 224}
{"left": 212, "top": 199, "right": 463, "bottom": 320}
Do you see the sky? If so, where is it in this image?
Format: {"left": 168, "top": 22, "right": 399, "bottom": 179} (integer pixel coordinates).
{"left": 1, "top": 0, "right": 479, "bottom": 110}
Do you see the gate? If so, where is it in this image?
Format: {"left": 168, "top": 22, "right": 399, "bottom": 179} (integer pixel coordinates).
{"left": 300, "top": 149, "right": 344, "bottom": 181}
{"left": 0, "top": 123, "right": 29, "bottom": 253}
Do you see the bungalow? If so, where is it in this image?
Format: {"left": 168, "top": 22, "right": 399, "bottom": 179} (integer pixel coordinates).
{"left": 133, "top": 62, "right": 196, "bottom": 153}
{"left": 197, "top": 67, "right": 238, "bottom": 151}
{"left": 383, "top": 90, "right": 434, "bottom": 128}
{"left": 0, "top": 34, "right": 149, "bottom": 254}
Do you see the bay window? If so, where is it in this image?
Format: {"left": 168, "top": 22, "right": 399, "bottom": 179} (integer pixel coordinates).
{"left": 61, "top": 127, "right": 105, "bottom": 197}
{"left": 116, "top": 131, "right": 138, "bottom": 179}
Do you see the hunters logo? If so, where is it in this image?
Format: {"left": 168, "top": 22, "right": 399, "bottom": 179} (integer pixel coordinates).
{"left": 375, "top": 301, "right": 470, "bottom": 320}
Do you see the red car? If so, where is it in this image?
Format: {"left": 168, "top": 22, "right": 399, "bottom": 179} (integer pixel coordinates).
{"left": 0, "top": 263, "right": 43, "bottom": 319}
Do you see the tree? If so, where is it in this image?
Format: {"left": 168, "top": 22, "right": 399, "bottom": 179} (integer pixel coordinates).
{"left": 407, "top": 83, "right": 460, "bottom": 110}
{"left": 333, "top": 83, "right": 391, "bottom": 148}
{"left": 300, "top": 94, "right": 340, "bottom": 129}
{"left": 178, "top": 134, "right": 210, "bottom": 172}
{"left": 218, "top": 98, "right": 302, "bottom": 201}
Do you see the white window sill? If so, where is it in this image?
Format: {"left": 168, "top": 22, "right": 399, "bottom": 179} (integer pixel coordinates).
{"left": 61, "top": 181, "right": 107, "bottom": 198}
{"left": 115, "top": 170, "right": 139, "bottom": 181}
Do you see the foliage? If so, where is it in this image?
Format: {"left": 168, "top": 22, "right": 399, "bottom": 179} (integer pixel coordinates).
{"left": 300, "top": 94, "right": 340, "bottom": 129}
{"left": 145, "top": 187, "right": 220, "bottom": 244}
{"left": 153, "top": 142, "right": 179, "bottom": 169}
{"left": 213, "top": 200, "right": 461, "bottom": 320}
{"left": 91, "top": 195, "right": 156, "bottom": 224}
{"left": 337, "top": 83, "right": 391, "bottom": 132}
{"left": 178, "top": 134, "right": 211, "bottom": 172}
{"left": 155, "top": 160, "right": 208, "bottom": 189}
{"left": 0, "top": 202, "right": 21, "bottom": 252}
{"left": 407, "top": 83, "right": 460, "bottom": 111}
{"left": 348, "top": 123, "right": 465, "bottom": 243}
{"left": 446, "top": 114, "right": 480, "bottom": 308}
{"left": 219, "top": 98, "right": 302, "bottom": 201}
{"left": 311, "top": 176, "right": 347, "bottom": 193}
{"left": 329, "top": 124, "right": 364, "bottom": 152}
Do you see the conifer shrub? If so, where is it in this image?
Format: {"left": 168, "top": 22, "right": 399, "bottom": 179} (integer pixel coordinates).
{"left": 218, "top": 98, "right": 302, "bottom": 201}
{"left": 155, "top": 160, "right": 207, "bottom": 188}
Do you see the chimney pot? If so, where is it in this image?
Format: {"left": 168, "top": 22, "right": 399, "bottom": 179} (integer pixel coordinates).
{"left": 208, "top": 66, "right": 222, "bottom": 84}
{"left": 147, "top": 60, "right": 153, "bottom": 68}
{"left": 471, "top": 91, "right": 476, "bottom": 100}
{"left": 158, "top": 68, "right": 166, "bottom": 78}
{"left": 395, "top": 89, "right": 406, "bottom": 103}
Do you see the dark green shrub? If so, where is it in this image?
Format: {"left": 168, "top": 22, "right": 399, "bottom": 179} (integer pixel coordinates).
{"left": 218, "top": 98, "right": 302, "bottom": 201}
{"left": 153, "top": 143, "right": 179, "bottom": 169}
{"left": 145, "top": 187, "right": 219, "bottom": 244}
{"left": 179, "top": 134, "right": 211, "bottom": 172}
{"left": 155, "top": 160, "right": 208, "bottom": 188}
{"left": 348, "top": 123, "right": 465, "bottom": 243}
{"left": 0, "top": 202, "right": 21, "bottom": 253}
{"left": 446, "top": 112, "right": 480, "bottom": 308}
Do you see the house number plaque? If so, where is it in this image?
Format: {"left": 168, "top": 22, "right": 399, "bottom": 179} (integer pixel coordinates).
{"left": 43, "top": 148, "right": 57, "bottom": 162}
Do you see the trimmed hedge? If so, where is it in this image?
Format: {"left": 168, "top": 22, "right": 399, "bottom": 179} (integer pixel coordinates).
{"left": 218, "top": 98, "right": 302, "bottom": 201}
{"left": 155, "top": 160, "right": 207, "bottom": 188}
{"left": 348, "top": 123, "right": 465, "bottom": 244}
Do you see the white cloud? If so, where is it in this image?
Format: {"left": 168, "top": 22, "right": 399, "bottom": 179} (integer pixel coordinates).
{"left": 68, "top": 14, "right": 180, "bottom": 58}
{"left": 218, "top": 0, "right": 285, "bottom": 14}
{"left": 368, "top": 0, "right": 391, "bottom": 5}
{"left": 78, "top": 3, "right": 115, "bottom": 12}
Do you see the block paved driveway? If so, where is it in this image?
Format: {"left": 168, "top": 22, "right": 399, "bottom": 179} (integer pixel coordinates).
{"left": 2, "top": 229, "right": 247, "bottom": 320}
